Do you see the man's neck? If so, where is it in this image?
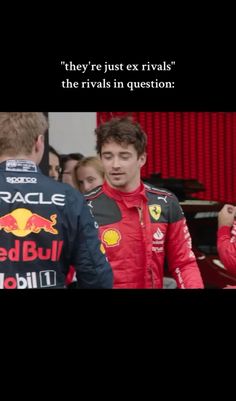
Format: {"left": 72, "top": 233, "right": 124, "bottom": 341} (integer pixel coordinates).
{"left": 105, "top": 178, "right": 142, "bottom": 193}
{"left": 104, "top": 180, "right": 143, "bottom": 194}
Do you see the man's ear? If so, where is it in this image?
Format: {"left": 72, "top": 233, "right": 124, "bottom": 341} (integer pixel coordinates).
{"left": 139, "top": 152, "right": 147, "bottom": 168}
{"left": 34, "top": 135, "right": 45, "bottom": 165}
{"left": 35, "top": 134, "right": 44, "bottom": 153}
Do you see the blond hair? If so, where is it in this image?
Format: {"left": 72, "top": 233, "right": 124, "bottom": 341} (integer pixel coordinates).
{"left": 75, "top": 156, "right": 104, "bottom": 186}
{"left": 76, "top": 156, "right": 104, "bottom": 175}
{"left": 0, "top": 112, "right": 48, "bottom": 157}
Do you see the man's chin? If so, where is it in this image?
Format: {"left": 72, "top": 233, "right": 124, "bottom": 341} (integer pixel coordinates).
{"left": 111, "top": 182, "right": 123, "bottom": 188}
{"left": 109, "top": 179, "right": 125, "bottom": 188}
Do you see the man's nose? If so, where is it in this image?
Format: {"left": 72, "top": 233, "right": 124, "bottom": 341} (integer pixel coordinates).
{"left": 112, "top": 158, "right": 121, "bottom": 169}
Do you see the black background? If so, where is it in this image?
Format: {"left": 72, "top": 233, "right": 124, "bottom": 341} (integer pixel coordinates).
{"left": 0, "top": 51, "right": 235, "bottom": 112}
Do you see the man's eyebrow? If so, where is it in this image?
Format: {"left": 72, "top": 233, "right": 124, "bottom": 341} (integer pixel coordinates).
{"left": 101, "top": 151, "right": 132, "bottom": 155}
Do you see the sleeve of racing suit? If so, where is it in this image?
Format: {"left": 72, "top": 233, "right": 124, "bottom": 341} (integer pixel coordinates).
{"left": 217, "top": 226, "right": 236, "bottom": 274}
{"left": 165, "top": 196, "right": 204, "bottom": 288}
{"left": 71, "top": 198, "right": 113, "bottom": 288}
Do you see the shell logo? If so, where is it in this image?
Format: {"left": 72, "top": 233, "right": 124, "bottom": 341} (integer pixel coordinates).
{"left": 102, "top": 228, "right": 121, "bottom": 247}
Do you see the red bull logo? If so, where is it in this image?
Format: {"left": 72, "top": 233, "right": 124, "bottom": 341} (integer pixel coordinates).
{"left": 0, "top": 208, "right": 58, "bottom": 237}
{"left": 0, "top": 240, "right": 63, "bottom": 262}
{"left": 24, "top": 213, "right": 58, "bottom": 234}
{"left": 0, "top": 213, "right": 18, "bottom": 232}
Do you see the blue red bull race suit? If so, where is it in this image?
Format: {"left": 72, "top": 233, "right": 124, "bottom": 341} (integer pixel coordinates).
{"left": 0, "top": 160, "right": 113, "bottom": 289}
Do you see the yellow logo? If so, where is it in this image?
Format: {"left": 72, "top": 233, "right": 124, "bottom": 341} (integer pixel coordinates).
{"left": 100, "top": 243, "right": 106, "bottom": 254}
{"left": 102, "top": 228, "right": 121, "bottom": 247}
{"left": 149, "top": 205, "right": 161, "bottom": 221}
{"left": 0, "top": 208, "right": 58, "bottom": 237}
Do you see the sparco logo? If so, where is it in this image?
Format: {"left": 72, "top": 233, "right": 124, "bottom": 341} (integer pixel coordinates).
{"left": 0, "top": 192, "right": 65, "bottom": 206}
{"left": 0, "top": 271, "right": 56, "bottom": 289}
{"left": 6, "top": 177, "right": 37, "bottom": 184}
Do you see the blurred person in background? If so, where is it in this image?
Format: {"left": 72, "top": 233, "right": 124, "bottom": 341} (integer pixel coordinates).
{"left": 49, "top": 145, "right": 61, "bottom": 181}
{"left": 217, "top": 204, "right": 236, "bottom": 275}
{"left": 66, "top": 156, "right": 105, "bottom": 288}
{"left": 75, "top": 156, "right": 104, "bottom": 193}
{"left": 61, "top": 153, "right": 84, "bottom": 189}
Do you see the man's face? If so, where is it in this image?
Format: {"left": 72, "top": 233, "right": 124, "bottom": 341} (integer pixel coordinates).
{"left": 100, "top": 141, "right": 146, "bottom": 192}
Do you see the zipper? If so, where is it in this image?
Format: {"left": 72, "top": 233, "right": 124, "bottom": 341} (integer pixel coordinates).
{"left": 137, "top": 207, "right": 144, "bottom": 227}
{"left": 148, "top": 268, "right": 155, "bottom": 288}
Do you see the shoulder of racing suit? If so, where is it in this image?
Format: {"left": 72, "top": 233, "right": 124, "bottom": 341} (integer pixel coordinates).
{"left": 144, "top": 183, "right": 175, "bottom": 198}
{"left": 144, "top": 183, "right": 184, "bottom": 223}
{"left": 84, "top": 186, "right": 122, "bottom": 226}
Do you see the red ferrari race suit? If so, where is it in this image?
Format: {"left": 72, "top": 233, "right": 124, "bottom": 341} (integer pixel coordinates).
{"left": 85, "top": 181, "right": 204, "bottom": 289}
{"left": 217, "top": 222, "right": 236, "bottom": 274}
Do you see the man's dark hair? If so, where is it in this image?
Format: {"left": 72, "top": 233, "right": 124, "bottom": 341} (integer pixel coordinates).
{"left": 48, "top": 145, "right": 62, "bottom": 179}
{"left": 95, "top": 116, "right": 147, "bottom": 157}
{"left": 60, "top": 153, "right": 84, "bottom": 171}
{"left": 49, "top": 145, "right": 60, "bottom": 160}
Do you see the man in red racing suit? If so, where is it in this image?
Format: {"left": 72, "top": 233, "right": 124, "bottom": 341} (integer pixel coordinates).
{"left": 85, "top": 116, "right": 204, "bottom": 289}
{"left": 217, "top": 204, "right": 236, "bottom": 275}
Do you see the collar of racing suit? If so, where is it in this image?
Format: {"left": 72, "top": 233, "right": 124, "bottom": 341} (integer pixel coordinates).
{"left": 103, "top": 180, "right": 147, "bottom": 209}
{"left": 0, "top": 160, "right": 40, "bottom": 173}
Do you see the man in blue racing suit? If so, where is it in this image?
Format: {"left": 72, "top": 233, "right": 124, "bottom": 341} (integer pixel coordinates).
{"left": 0, "top": 112, "right": 113, "bottom": 289}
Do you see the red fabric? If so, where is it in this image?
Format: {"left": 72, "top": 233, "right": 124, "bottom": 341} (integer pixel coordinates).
{"left": 97, "top": 112, "right": 236, "bottom": 203}
{"left": 217, "top": 223, "right": 236, "bottom": 274}
{"left": 65, "top": 265, "right": 76, "bottom": 286}
{"left": 224, "top": 285, "right": 236, "bottom": 289}
{"left": 87, "top": 181, "right": 204, "bottom": 289}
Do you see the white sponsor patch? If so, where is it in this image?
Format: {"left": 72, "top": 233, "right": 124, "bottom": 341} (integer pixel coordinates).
{"left": 152, "top": 246, "right": 164, "bottom": 253}
{"left": 0, "top": 192, "right": 65, "bottom": 206}
{"left": 157, "top": 195, "right": 168, "bottom": 203}
{"left": 0, "top": 270, "right": 56, "bottom": 289}
{"left": 6, "top": 177, "right": 37, "bottom": 184}
{"left": 153, "top": 228, "right": 164, "bottom": 240}
{"left": 6, "top": 160, "right": 37, "bottom": 172}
